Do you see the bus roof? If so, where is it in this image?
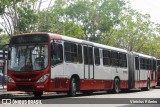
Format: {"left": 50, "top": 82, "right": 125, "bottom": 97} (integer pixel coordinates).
{"left": 133, "top": 52, "right": 156, "bottom": 59}
{"left": 14, "top": 32, "right": 156, "bottom": 58}
{"left": 18, "top": 32, "right": 127, "bottom": 53}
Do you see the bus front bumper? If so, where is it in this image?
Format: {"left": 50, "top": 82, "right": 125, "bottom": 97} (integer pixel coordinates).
{"left": 7, "top": 80, "right": 49, "bottom": 92}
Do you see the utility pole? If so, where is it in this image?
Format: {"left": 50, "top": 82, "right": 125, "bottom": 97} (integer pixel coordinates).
{"left": 2, "top": 50, "right": 6, "bottom": 89}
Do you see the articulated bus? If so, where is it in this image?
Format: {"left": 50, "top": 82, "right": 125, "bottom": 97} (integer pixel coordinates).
{"left": 7, "top": 32, "right": 157, "bottom": 97}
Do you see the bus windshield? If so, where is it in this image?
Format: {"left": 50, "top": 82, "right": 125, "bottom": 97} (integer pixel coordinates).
{"left": 8, "top": 44, "right": 48, "bottom": 71}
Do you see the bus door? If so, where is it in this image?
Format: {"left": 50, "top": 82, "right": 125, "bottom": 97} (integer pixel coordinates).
{"left": 135, "top": 56, "right": 140, "bottom": 87}
{"left": 83, "top": 45, "right": 94, "bottom": 79}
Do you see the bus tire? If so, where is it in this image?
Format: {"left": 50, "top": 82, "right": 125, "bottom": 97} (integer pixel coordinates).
{"left": 68, "top": 78, "right": 77, "bottom": 97}
{"left": 146, "top": 79, "right": 150, "bottom": 91}
{"left": 121, "top": 89, "right": 129, "bottom": 93}
{"left": 82, "top": 91, "right": 93, "bottom": 95}
{"left": 33, "top": 91, "right": 43, "bottom": 98}
{"left": 113, "top": 78, "right": 120, "bottom": 94}
{"left": 141, "top": 79, "right": 150, "bottom": 91}
{"left": 152, "top": 86, "right": 156, "bottom": 89}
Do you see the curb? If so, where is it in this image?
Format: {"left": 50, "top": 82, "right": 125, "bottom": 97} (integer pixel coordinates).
{"left": 0, "top": 91, "right": 57, "bottom": 99}
{"left": 0, "top": 92, "right": 32, "bottom": 99}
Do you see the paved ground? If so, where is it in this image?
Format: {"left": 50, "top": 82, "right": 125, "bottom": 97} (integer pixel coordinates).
{"left": 0, "top": 86, "right": 160, "bottom": 107}
{"left": 0, "top": 85, "right": 27, "bottom": 98}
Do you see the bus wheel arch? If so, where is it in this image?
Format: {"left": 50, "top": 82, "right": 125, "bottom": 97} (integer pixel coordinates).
{"left": 144, "top": 78, "right": 150, "bottom": 91}
{"left": 68, "top": 74, "right": 80, "bottom": 97}
{"left": 146, "top": 78, "right": 150, "bottom": 91}
{"left": 113, "top": 77, "right": 120, "bottom": 94}
{"left": 141, "top": 78, "right": 150, "bottom": 91}
{"left": 33, "top": 91, "right": 43, "bottom": 98}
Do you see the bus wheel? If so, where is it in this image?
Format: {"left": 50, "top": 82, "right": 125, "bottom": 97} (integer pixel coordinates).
{"left": 121, "top": 89, "right": 129, "bottom": 93}
{"left": 113, "top": 78, "right": 120, "bottom": 94}
{"left": 33, "top": 91, "right": 43, "bottom": 98}
{"left": 82, "top": 91, "right": 93, "bottom": 95}
{"left": 152, "top": 86, "right": 156, "bottom": 89}
{"left": 146, "top": 79, "right": 150, "bottom": 91}
{"left": 141, "top": 79, "right": 150, "bottom": 91}
{"left": 68, "top": 78, "right": 77, "bottom": 97}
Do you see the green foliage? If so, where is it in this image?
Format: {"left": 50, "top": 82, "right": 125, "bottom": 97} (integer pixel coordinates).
{"left": 0, "top": 34, "right": 10, "bottom": 44}
{"left": 50, "top": 0, "right": 125, "bottom": 41}
{"left": 61, "top": 21, "right": 84, "bottom": 38}
{"left": 110, "top": 7, "right": 160, "bottom": 57}
{"left": 17, "top": 6, "right": 38, "bottom": 33}
{"left": 0, "top": 28, "right": 3, "bottom": 33}
{"left": 0, "top": 0, "right": 24, "bottom": 14}
{"left": 37, "top": 10, "right": 58, "bottom": 32}
{"left": 1, "top": 0, "right": 160, "bottom": 58}
{"left": 0, "top": 34, "right": 10, "bottom": 49}
{"left": 0, "top": 0, "right": 39, "bottom": 36}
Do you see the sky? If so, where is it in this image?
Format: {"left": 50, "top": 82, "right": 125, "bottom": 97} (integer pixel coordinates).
{"left": 130, "top": 0, "right": 160, "bottom": 24}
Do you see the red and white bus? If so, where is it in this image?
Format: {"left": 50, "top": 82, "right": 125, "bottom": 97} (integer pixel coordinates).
{"left": 7, "top": 32, "right": 157, "bottom": 97}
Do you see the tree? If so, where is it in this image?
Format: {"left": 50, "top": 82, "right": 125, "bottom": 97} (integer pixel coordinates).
{"left": 0, "top": 34, "right": 10, "bottom": 49}
{"left": 48, "top": 0, "right": 125, "bottom": 41}
{"left": 111, "top": 7, "right": 155, "bottom": 52}
{"left": 25, "top": 0, "right": 127, "bottom": 42}
{"left": 0, "top": 0, "right": 38, "bottom": 36}
{"left": 37, "top": 0, "right": 85, "bottom": 38}
{"left": 60, "top": 20, "right": 84, "bottom": 38}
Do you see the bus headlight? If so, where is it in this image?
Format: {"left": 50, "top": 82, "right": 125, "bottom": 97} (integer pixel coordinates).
{"left": 37, "top": 74, "right": 49, "bottom": 83}
{"left": 7, "top": 76, "right": 15, "bottom": 83}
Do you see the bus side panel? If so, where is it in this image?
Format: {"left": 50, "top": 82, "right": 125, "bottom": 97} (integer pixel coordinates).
{"left": 49, "top": 63, "right": 70, "bottom": 91}
{"left": 117, "top": 67, "right": 128, "bottom": 89}
{"left": 94, "top": 66, "right": 112, "bottom": 81}
{"left": 63, "top": 62, "right": 84, "bottom": 80}
{"left": 50, "top": 64, "right": 64, "bottom": 79}
{"left": 79, "top": 79, "right": 128, "bottom": 90}
{"left": 48, "top": 78, "right": 70, "bottom": 91}
{"left": 80, "top": 79, "right": 113, "bottom": 90}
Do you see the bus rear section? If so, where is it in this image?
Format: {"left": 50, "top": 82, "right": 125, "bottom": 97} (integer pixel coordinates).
{"left": 128, "top": 52, "right": 157, "bottom": 90}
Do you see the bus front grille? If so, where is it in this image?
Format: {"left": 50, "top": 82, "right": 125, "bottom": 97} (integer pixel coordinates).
{"left": 16, "top": 85, "right": 34, "bottom": 91}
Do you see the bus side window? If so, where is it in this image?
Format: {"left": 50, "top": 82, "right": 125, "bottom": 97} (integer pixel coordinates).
{"left": 140, "top": 58, "right": 144, "bottom": 69}
{"left": 88, "top": 47, "right": 93, "bottom": 65}
{"left": 119, "top": 53, "right": 127, "bottom": 68}
{"left": 153, "top": 60, "right": 156, "bottom": 71}
{"left": 78, "top": 45, "right": 83, "bottom": 63}
{"left": 103, "top": 49, "right": 110, "bottom": 66}
{"left": 83, "top": 46, "right": 88, "bottom": 64}
{"left": 51, "top": 42, "right": 63, "bottom": 65}
{"left": 57, "top": 44, "right": 63, "bottom": 61}
{"left": 135, "top": 56, "right": 139, "bottom": 70}
{"left": 111, "top": 51, "right": 119, "bottom": 67}
{"left": 94, "top": 48, "right": 100, "bottom": 65}
{"left": 64, "top": 42, "right": 77, "bottom": 63}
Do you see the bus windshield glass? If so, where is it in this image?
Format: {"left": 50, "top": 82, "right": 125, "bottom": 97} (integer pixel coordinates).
{"left": 8, "top": 44, "right": 48, "bottom": 71}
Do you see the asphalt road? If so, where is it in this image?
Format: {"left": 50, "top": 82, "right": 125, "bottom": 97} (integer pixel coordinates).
{"left": 0, "top": 86, "right": 160, "bottom": 107}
